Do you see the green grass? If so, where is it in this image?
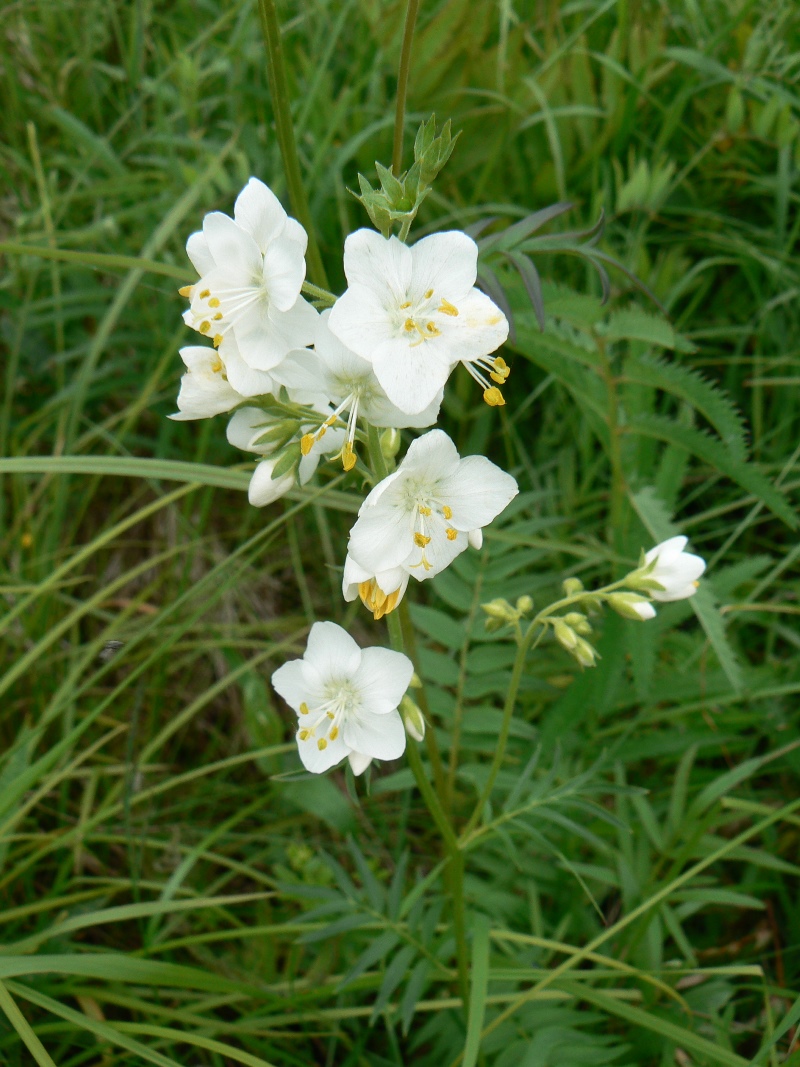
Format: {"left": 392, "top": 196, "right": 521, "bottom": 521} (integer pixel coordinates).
{"left": 1, "top": 0, "right": 799, "bottom": 1063}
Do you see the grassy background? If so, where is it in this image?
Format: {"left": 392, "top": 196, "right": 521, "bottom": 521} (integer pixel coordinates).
{"left": 1, "top": 0, "right": 800, "bottom": 1063}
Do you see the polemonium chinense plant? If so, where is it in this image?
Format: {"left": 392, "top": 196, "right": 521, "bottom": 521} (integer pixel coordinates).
{"left": 168, "top": 114, "right": 711, "bottom": 1010}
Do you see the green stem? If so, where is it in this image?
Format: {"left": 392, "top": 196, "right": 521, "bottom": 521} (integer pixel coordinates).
{"left": 597, "top": 335, "right": 626, "bottom": 555}
{"left": 399, "top": 598, "right": 447, "bottom": 795}
{"left": 392, "top": 0, "right": 421, "bottom": 176}
{"left": 256, "top": 0, "right": 328, "bottom": 289}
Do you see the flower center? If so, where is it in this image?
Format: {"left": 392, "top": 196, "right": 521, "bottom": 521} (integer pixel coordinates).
{"left": 181, "top": 276, "right": 269, "bottom": 349}
{"left": 395, "top": 288, "right": 459, "bottom": 348}
{"left": 406, "top": 494, "right": 459, "bottom": 571}
{"left": 297, "top": 681, "right": 358, "bottom": 750}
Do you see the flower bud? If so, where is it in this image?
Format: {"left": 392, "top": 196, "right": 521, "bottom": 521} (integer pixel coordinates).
{"left": 516, "top": 594, "right": 533, "bottom": 615}
{"left": 482, "top": 598, "right": 515, "bottom": 622}
{"left": 607, "top": 592, "right": 656, "bottom": 621}
{"left": 400, "top": 695, "right": 425, "bottom": 742}
{"left": 573, "top": 637, "right": 599, "bottom": 668}
{"left": 562, "top": 577, "right": 584, "bottom": 597}
{"left": 563, "top": 612, "right": 592, "bottom": 635}
{"left": 552, "top": 618, "right": 578, "bottom": 651}
{"left": 380, "top": 427, "right": 401, "bottom": 460}
{"left": 409, "top": 672, "right": 422, "bottom": 689}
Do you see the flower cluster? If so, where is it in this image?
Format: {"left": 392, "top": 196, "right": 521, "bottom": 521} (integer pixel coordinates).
{"left": 171, "top": 177, "right": 519, "bottom": 775}
{"left": 172, "top": 177, "right": 707, "bottom": 777}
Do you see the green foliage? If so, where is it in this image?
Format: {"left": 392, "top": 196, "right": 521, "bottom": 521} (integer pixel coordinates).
{"left": 1, "top": 0, "right": 800, "bottom": 1064}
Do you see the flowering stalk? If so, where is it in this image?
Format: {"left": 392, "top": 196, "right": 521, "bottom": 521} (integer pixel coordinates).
{"left": 392, "top": 0, "right": 421, "bottom": 176}
{"left": 256, "top": 0, "right": 328, "bottom": 289}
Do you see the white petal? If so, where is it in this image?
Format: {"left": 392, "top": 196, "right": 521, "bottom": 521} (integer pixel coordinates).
{"left": 353, "top": 647, "right": 414, "bottom": 714}
{"left": 297, "top": 731, "right": 351, "bottom": 773}
{"left": 468, "top": 528, "right": 483, "bottom": 550}
{"left": 327, "top": 286, "right": 399, "bottom": 364}
{"left": 169, "top": 346, "right": 242, "bottom": 420}
{"left": 402, "top": 428, "right": 461, "bottom": 475}
{"left": 342, "top": 229, "right": 412, "bottom": 302}
{"left": 297, "top": 451, "right": 321, "bottom": 484}
{"left": 342, "top": 554, "right": 370, "bottom": 601}
{"left": 233, "top": 178, "right": 289, "bottom": 253}
{"left": 406, "top": 516, "right": 467, "bottom": 580}
{"left": 367, "top": 388, "right": 443, "bottom": 429}
{"left": 645, "top": 536, "right": 688, "bottom": 564}
{"left": 438, "top": 455, "right": 518, "bottom": 529}
{"left": 271, "top": 659, "right": 307, "bottom": 712}
{"left": 186, "top": 230, "right": 216, "bottom": 275}
{"left": 282, "top": 216, "right": 309, "bottom": 255}
{"left": 271, "top": 348, "right": 329, "bottom": 407}
{"left": 348, "top": 751, "right": 373, "bottom": 776}
{"left": 347, "top": 503, "right": 414, "bottom": 573}
{"left": 248, "top": 458, "right": 295, "bottom": 506}
{"left": 409, "top": 231, "right": 478, "bottom": 303}
{"left": 220, "top": 336, "right": 277, "bottom": 397}
{"left": 372, "top": 341, "right": 452, "bottom": 415}
{"left": 227, "top": 407, "right": 276, "bottom": 453}
{"left": 452, "top": 288, "right": 510, "bottom": 361}
{"left": 202, "top": 211, "right": 262, "bottom": 279}
{"left": 262, "top": 236, "right": 306, "bottom": 312}
{"left": 343, "top": 707, "right": 406, "bottom": 762}
{"left": 652, "top": 582, "right": 699, "bottom": 603}
{"left": 304, "top": 621, "right": 362, "bottom": 681}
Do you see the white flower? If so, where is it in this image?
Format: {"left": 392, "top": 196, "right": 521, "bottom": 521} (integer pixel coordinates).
{"left": 342, "top": 553, "right": 410, "bottom": 620}
{"left": 327, "top": 229, "right": 509, "bottom": 415}
{"left": 300, "top": 310, "right": 442, "bottom": 470}
{"left": 169, "top": 346, "right": 243, "bottom": 420}
{"left": 227, "top": 406, "right": 345, "bottom": 507}
{"left": 181, "top": 178, "right": 318, "bottom": 370}
{"left": 271, "top": 621, "right": 413, "bottom": 774}
{"left": 642, "top": 536, "right": 706, "bottom": 601}
{"left": 345, "top": 429, "right": 518, "bottom": 610}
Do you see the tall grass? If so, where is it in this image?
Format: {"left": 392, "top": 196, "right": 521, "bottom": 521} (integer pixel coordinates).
{"left": 1, "top": 0, "right": 799, "bottom": 1063}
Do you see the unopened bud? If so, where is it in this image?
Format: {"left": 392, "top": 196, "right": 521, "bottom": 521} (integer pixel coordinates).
{"left": 380, "top": 426, "right": 401, "bottom": 460}
{"left": 562, "top": 577, "right": 584, "bottom": 597}
{"left": 400, "top": 695, "right": 425, "bottom": 742}
{"left": 482, "top": 598, "right": 515, "bottom": 622}
{"left": 552, "top": 618, "right": 578, "bottom": 651}
{"left": 409, "top": 672, "right": 422, "bottom": 689}
{"left": 484, "top": 615, "right": 505, "bottom": 633}
{"left": 573, "top": 637, "right": 599, "bottom": 668}
{"left": 516, "top": 595, "right": 533, "bottom": 615}
{"left": 607, "top": 592, "right": 657, "bottom": 621}
{"left": 563, "top": 612, "right": 592, "bottom": 635}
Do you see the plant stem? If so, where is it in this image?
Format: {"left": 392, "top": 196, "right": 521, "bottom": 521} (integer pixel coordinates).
{"left": 392, "top": 0, "right": 421, "bottom": 176}
{"left": 256, "top": 0, "right": 328, "bottom": 289}
{"left": 597, "top": 335, "right": 626, "bottom": 556}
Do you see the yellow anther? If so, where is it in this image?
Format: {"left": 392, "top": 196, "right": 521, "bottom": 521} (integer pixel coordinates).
{"left": 404, "top": 318, "right": 416, "bottom": 332}
{"left": 210, "top": 357, "right": 223, "bottom": 374}
{"left": 424, "top": 288, "right": 434, "bottom": 299}
{"left": 438, "top": 298, "right": 458, "bottom": 316}
{"left": 317, "top": 738, "right": 328, "bottom": 751}
{"left": 446, "top": 527, "right": 458, "bottom": 541}
{"left": 213, "top": 334, "right": 223, "bottom": 348}
{"left": 425, "top": 322, "right": 441, "bottom": 336}
{"left": 318, "top": 425, "right": 327, "bottom": 439}
{"left": 490, "top": 356, "right": 510, "bottom": 384}
{"left": 329, "top": 726, "right": 339, "bottom": 740}
{"left": 300, "top": 702, "right": 309, "bottom": 715}
{"left": 418, "top": 505, "right": 431, "bottom": 516}
{"left": 178, "top": 285, "right": 193, "bottom": 298}
{"left": 358, "top": 579, "right": 401, "bottom": 620}
{"left": 342, "top": 443, "right": 357, "bottom": 471}
{"left": 483, "top": 386, "right": 505, "bottom": 407}
{"left": 208, "top": 296, "right": 221, "bottom": 308}
{"left": 399, "top": 301, "right": 412, "bottom": 309}
{"left": 199, "top": 320, "right": 211, "bottom": 334}
{"left": 327, "top": 711, "right": 335, "bottom": 719}
{"left": 199, "top": 289, "right": 210, "bottom": 299}
{"left": 299, "top": 729, "right": 310, "bottom": 741}
{"left": 414, "top": 532, "right": 431, "bottom": 548}
{"left": 213, "top": 312, "right": 223, "bottom": 321}
{"left": 442, "top": 505, "right": 452, "bottom": 519}
{"left": 300, "top": 433, "right": 315, "bottom": 456}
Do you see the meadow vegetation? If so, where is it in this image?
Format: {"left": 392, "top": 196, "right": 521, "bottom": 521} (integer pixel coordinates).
{"left": 1, "top": 0, "right": 800, "bottom": 1063}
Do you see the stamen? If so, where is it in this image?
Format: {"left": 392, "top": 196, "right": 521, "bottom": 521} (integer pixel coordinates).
{"left": 342, "top": 442, "right": 357, "bottom": 471}
{"left": 414, "top": 532, "right": 431, "bottom": 547}
{"left": 358, "top": 579, "right": 401, "bottom": 620}
{"left": 483, "top": 386, "right": 505, "bottom": 407}
{"left": 425, "top": 322, "right": 441, "bottom": 336}
{"left": 213, "top": 334, "right": 223, "bottom": 348}
{"left": 446, "top": 527, "right": 458, "bottom": 541}
{"left": 442, "top": 505, "right": 452, "bottom": 519}
{"left": 438, "top": 298, "right": 458, "bottom": 316}
{"left": 299, "top": 729, "right": 310, "bottom": 741}
{"left": 490, "top": 356, "right": 510, "bottom": 384}
{"left": 329, "top": 726, "right": 339, "bottom": 740}
{"left": 399, "top": 301, "right": 412, "bottom": 309}
{"left": 300, "top": 433, "right": 315, "bottom": 456}
{"left": 199, "top": 321, "right": 211, "bottom": 334}
{"left": 208, "top": 296, "right": 221, "bottom": 308}
{"left": 199, "top": 289, "right": 211, "bottom": 299}
{"left": 418, "top": 505, "right": 431, "bottom": 516}
{"left": 404, "top": 318, "right": 416, "bottom": 332}
{"left": 210, "top": 356, "right": 223, "bottom": 374}
{"left": 424, "top": 288, "right": 434, "bottom": 299}
{"left": 300, "top": 702, "right": 309, "bottom": 715}
{"left": 317, "top": 738, "right": 327, "bottom": 750}
{"left": 178, "top": 285, "right": 193, "bottom": 298}
{"left": 213, "top": 312, "right": 223, "bottom": 321}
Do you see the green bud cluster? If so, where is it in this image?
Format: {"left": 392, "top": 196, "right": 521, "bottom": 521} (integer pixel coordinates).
{"left": 481, "top": 594, "right": 534, "bottom": 633}
{"left": 552, "top": 615, "right": 598, "bottom": 669}
{"left": 354, "top": 116, "right": 460, "bottom": 238}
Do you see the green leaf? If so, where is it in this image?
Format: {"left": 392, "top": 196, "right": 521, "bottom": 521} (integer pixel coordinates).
{"left": 602, "top": 308, "right": 696, "bottom": 352}
{"left": 463, "top": 916, "right": 491, "bottom": 1067}
{"left": 627, "top": 415, "right": 796, "bottom": 529}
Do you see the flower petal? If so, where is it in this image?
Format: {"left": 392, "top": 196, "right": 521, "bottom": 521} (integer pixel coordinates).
{"left": 262, "top": 236, "right": 306, "bottom": 312}
{"left": 347, "top": 502, "right": 414, "bottom": 573}
{"left": 220, "top": 336, "right": 278, "bottom": 397}
{"left": 304, "top": 621, "right": 362, "bottom": 681}
{"left": 342, "top": 229, "right": 412, "bottom": 303}
{"left": 186, "top": 230, "right": 216, "bottom": 275}
{"left": 327, "top": 286, "right": 398, "bottom": 363}
{"left": 438, "top": 455, "right": 518, "bottom": 529}
{"left": 202, "top": 211, "right": 262, "bottom": 279}
{"left": 233, "top": 177, "right": 289, "bottom": 253}
{"left": 343, "top": 707, "right": 406, "bottom": 762}
{"left": 354, "top": 647, "right": 414, "bottom": 714}
{"left": 409, "top": 231, "right": 478, "bottom": 303}
{"left": 371, "top": 340, "right": 452, "bottom": 415}
{"left": 645, "top": 536, "right": 688, "bottom": 564}
{"left": 348, "top": 751, "right": 373, "bottom": 776}
{"left": 247, "top": 458, "right": 295, "bottom": 507}
{"left": 169, "top": 346, "right": 242, "bottom": 420}
{"left": 297, "top": 730, "right": 351, "bottom": 773}
{"left": 271, "top": 659, "right": 307, "bottom": 712}
{"left": 227, "top": 407, "right": 275, "bottom": 453}
{"left": 454, "top": 288, "right": 510, "bottom": 361}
